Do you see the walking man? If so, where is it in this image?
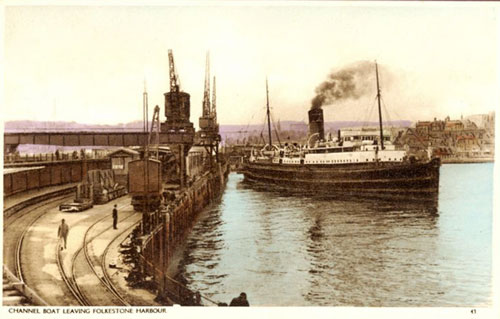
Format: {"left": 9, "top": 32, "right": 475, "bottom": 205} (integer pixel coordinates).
{"left": 112, "top": 204, "right": 118, "bottom": 229}
{"left": 58, "top": 219, "right": 69, "bottom": 250}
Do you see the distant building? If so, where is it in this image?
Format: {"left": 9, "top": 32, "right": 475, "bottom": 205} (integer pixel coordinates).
{"left": 465, "top": 111, "right": 495, "bottom": 132}
{"left": 339, "top": 127, "right": 404, "bottom": 144}
{"left": 398, "top": 114, "right": 494, "bottom": 161}
{"left": 484, "top": 112, "right": 495, "bottom": 132}
{"left": 444, "top": 118, "right": 464, "bottom": 132}
{"left": 393, "top": 128, "right": 431, "bottom": 159}
{"left": 339, "top": 127, "right": 392, "bottom": 143}
{"left": 108, "top": 148, "right": 141, "bottom": 189}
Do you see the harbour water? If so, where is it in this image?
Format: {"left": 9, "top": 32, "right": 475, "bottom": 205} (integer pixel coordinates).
{"left": 176, "top": 163, "right": 493, "bottom": 306}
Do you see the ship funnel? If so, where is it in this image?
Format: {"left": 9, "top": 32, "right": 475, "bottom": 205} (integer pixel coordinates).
{"left": 308, "top": 108, "right": 325, "bottom": 140}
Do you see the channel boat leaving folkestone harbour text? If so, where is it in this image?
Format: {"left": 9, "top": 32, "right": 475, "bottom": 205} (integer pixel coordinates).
{"left": 242, "top": 63, "right": 441, "bottom": 202}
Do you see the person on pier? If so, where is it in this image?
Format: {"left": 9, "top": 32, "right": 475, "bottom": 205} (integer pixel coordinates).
{"left": 112, "top": 204, "right": 118, "bottom": 229}
{"left": 229, "top": 292, "right": 249, "bottom": 306}
{"left": 57, "top": 219, "right": 69, "bottom": 250}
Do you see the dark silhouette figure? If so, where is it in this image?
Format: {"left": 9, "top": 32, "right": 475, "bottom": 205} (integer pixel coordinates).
{"left": 112, "top": 204, "right": 118, "bottom": 229}
{"left": 58, "top": 219, "right": 69, "bottom": 250}
{"left": 229, "top": 292, "right": 249, "bottom": 306}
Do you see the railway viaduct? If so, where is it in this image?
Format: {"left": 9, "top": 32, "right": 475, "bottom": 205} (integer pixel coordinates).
{"left": 3, "top": 131, "right": 193, "bottom": 154}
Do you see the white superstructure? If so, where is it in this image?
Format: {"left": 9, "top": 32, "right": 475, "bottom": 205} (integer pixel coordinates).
{"left": 250, "top": 139, "right": 407, "bottom": 166}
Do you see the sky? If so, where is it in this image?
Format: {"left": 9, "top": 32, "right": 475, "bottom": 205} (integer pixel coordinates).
{"left": 2, "top": 2, "right": 499, "bottom": 128}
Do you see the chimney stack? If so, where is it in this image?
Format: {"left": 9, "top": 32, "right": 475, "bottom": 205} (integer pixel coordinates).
{"left": 308, "top": 108, "right": 325, "bottom": 140}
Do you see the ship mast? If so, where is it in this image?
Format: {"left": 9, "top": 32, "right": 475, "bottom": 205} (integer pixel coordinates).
{"left": 143, "top": 79, "right": 148, "bottom": 133}
{"left": 375, "top": 62, "right": 385, "bottom": 150}
{"left": 266, "top": 78, "right": 273, "bottom": 148}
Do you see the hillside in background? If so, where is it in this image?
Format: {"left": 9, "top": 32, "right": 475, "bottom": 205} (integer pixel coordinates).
{"left": 4, "top": 120, "right": 144, "bottom": 132}
{"left": 4, "top": 119, "right": 413, "bottom": 134}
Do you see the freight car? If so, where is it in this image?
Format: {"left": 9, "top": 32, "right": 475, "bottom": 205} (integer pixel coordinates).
{"left": 128, "top": 158, "right": 162, "bottom": 212}
{"left": 59, "top": 199, "right": 93, "bottom": 212}
{"left": 58, "top": 169, "right": 127, "bottom": 212}
{"left": 3, "top": 159, "right": 110, "bottom": 198}
{"left": 131, "top": 146, "right": 178, "bottom": 183}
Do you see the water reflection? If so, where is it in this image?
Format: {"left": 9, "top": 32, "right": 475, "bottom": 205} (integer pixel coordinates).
{"left": 176, "top": 205, "right": 226, "bottom": 290}
{"left": 177, "top": 163, "right": 492, "bottom": 306}
{"left": 240, "top": 178, "right": 439, "bottom": 215}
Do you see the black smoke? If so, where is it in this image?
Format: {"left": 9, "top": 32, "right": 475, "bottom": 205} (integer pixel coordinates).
{"left": 311, "top": 61, "right": 377, "bottom": 110}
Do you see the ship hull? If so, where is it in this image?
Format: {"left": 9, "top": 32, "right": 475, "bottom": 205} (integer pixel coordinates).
{"left": 242, "top": 158, "right": 441, "bottom": 202}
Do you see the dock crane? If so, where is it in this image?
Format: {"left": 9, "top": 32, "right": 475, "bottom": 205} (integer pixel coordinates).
{"left": 202, "top": 52, "right": 211, "bottom": 118}
{"left": 164, "top": 49, "right": 193, "bottom": 131}
{"left": 148, "top": 105, "right": 161, "bottom": 160}
{"left": 164, "top": 49, "right": 195, "bottom": 189}
{"left": 168, "top": 49, "right": 180, "bottom": 94}
{"left": 166, "top": 49, "right": 181, "bottom": 124}
{"left": 197, "top": 52, "right": 221, "bottom": 164}
{"left": 211, "top": 76, "right": 217, "bottom": 124}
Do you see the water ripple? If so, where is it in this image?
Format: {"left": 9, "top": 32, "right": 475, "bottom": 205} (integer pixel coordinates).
{"left": 177, "top": 164, "right": 493, "bottom": 306}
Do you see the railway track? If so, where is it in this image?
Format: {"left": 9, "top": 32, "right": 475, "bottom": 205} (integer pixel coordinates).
{"left": 97, "top": 220, "right": 140, "bottom": 305}
{"left": 3, "top": 192, "right": 73, "bottom": 306}
{"left": 4, "top": 186, "right": 76, "bottom": 219}
{"left": 6, "top": 191, "right": 146, "bottom": 307}
{"left": 4, "top": 193, "right": 71, "bottom": 230}
{"left": 56, "top": 210, "right": 139, "bottom": 306}
{"left": 81, "top": 212, "right": 136, "bottom": 306}
{"left": 12, "top": 195, "right": 73, "bottom": 282}
{"left": 56, "top": 238, "right": 90, "bottom": 306}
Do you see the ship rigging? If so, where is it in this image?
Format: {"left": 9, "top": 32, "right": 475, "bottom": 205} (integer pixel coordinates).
{"left": 242, "top": 62, "right": 441, "bottom": 202}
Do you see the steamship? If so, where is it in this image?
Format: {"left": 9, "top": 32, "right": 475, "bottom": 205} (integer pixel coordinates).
{"left": 242, "top": 64, "right": 441, "bottom": 202}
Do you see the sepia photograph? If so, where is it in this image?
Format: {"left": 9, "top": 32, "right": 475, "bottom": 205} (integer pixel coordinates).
{"left": 1, "top": 1, "right": 498, "bottom": 318}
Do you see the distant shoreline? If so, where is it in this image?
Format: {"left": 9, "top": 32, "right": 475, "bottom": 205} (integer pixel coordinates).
{"left": 441, "top": 158, "right": 494, "bottom": 164}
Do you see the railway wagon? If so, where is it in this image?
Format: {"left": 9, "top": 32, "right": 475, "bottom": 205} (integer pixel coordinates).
{"left": 128, "top": 158, "right": 162, "bottom": 212}
{"left": 131, "top": 146, "right": 178, "bottom": 184}
{"left": 3, "top": 159, "right": 110, "bottom": 197}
